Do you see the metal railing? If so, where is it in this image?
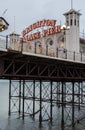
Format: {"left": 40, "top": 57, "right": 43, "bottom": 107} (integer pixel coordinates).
{"left": 0, "top": 35, "right": 85, "bottom": 63}
{"left": 55, "top": 48, "right": 85, "bottom": 62}
{"left": 80, "top": 32, "right": 85, "bottom": 40}
{"left": 0, "top": 35, "right": 8, "bottom": 49}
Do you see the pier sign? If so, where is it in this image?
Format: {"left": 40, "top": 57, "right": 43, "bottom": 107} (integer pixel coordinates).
{"left": 22, "top": 19, "right": 61, "bottom": 42}
{"left": 0, "top": 17, "right": 9, "bottom": 32}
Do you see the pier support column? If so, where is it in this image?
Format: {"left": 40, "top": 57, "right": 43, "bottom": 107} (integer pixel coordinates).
{"left": 81, "top": 82, "right": 83, "bottom": 104}
{"left": 22, "top": 80, "right": 25, "bottom": 120}
{"left": 8, "top": 80, "right": 21, "bottom": 116}
{"left": 19, "top": 80, "right": 21, "bottom": 115}
{"left": 33, "top": 80, "right": 35, "bottom": 119}
{"left": 39, "top": 80, "right": 42, "bottom": 126}
{"left": 50, "top": 80, "right": 53, "bottom": 124}
{"left": 63, "top": 82, "right": 66, "bottom": 107}
{"left": 72, "top": 82, "right": 75, "bottom": 127}
{"left": 8, "top": 80, "right": 11, "bottom": 116}
{"left": 61, "top": 82, "right": 64, "bottom": 130}
{"left": 57, "top": 82, "right": 60, "bottom": 107}
{"left": 78, "top": 82, "right": 81, "bottom": 111}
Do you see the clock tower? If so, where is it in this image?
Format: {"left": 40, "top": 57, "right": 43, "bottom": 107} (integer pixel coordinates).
{"left": 63, "top": 9, "right": 81, "bottom": 52}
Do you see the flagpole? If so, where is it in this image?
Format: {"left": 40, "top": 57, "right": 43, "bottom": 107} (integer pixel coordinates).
{"left": 71, "top": 0, "right": 73, "bottom": 9}
{"left": 14, "top": 16, "right": 15, "bottom": 32}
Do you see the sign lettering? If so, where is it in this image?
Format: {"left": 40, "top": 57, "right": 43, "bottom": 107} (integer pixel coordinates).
{"left": 22, "top": 19, "right": 61, "bottom": 42}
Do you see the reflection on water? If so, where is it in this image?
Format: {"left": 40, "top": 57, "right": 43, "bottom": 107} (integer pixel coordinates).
{"left": 0, "top": 81, "right": 85, "bottom": 130}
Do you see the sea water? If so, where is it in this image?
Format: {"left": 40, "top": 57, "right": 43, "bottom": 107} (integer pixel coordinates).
{"left": 0, "top": 80, "right": 85, "bottom": 130}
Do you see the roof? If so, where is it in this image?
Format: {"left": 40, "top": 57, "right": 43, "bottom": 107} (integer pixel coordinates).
{"left": 63, "top": 9, "right": 81, "bottom": 16}
{"left": 9, "top": 32, "right": 20, "bottom": 36}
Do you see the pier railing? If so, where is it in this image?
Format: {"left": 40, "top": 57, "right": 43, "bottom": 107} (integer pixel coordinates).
{"left": 0, "top": 35, "right": 85, "bottom": 63}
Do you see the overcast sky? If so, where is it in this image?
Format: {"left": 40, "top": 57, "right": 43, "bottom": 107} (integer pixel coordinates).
{"left": 0, "top": 0, "right": 85, "bottom": 35}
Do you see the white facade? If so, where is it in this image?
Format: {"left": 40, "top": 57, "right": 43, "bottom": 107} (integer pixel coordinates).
{"left": 9, "top": 9, "right": 82, "bottom": 55}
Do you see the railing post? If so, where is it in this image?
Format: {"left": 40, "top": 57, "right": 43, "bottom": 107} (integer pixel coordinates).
{"left": 81, "top": 52, "right": 82, "bottom": 62}
{"left": 46, "top": 44, "right": 48, "bottom": 56}
{"left": 56, "top": 48, "right": 58, "bottom": 57}
{"left": 35, "top": 42, "right": 36, "bottom": 53}
{"left": 73, "top": 51, "right": 75, "bottom": 61}
{"left": 65, "top": 49, "right": 67, "bottom": 59}
{"left": 6, "top": 35, "right": 8, "bottom": 49}
{"left": 21, "top": 38, "right": 23, "bottom": 52}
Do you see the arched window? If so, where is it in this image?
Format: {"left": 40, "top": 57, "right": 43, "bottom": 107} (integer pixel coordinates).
{"left": 46, "top": 38, "right": 53, "bottom": 46}
{"left": 58, "top": 36, "right": 65, "bottom": 48}
{"left": 46, "top": 38, "right": 54, "bottom": 56}
{"left": 49, "top": 40, "right": 53, "bottom": 45}
{"left": 35, "top": 41, "right": 42, "bottom": 54}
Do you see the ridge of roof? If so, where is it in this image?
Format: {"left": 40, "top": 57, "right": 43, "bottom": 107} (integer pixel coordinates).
{"left": 63, "top": 9, "right": 81, "bottom": 15}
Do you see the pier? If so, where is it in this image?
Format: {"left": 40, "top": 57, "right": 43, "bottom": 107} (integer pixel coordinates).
{"left": 0, "top": 35, "right": 85, "bottom": 130}
{"left": 0, "top": 7, "right": 85, "bottom": 130}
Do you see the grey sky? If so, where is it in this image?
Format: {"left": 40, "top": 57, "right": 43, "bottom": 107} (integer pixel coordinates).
{"left": 0, "top": 0, "right": 85, "bottom": 35}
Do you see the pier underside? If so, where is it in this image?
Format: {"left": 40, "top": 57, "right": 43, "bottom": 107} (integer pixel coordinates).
{"left": 0, "top": 50, "right": 85, "bottom": 130}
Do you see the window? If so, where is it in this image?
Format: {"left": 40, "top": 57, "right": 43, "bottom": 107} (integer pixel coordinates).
{"left": 77, "top": 20, "right": 79, "bottom": 27}
{"left": 29, "top": 45, "right": 31, "bottom": 49}
{"left": 66, "top": 20, "right": 69, "bottom": 26}
{"left": 70, "top": 19, "right": 72, "bottom": 26}
{"left": 74, "top": 19, "right": 76, "bottom": 26}
{"left": 39, "top": 43, "right": 41, "bottom": 47}
{"left": 49, "top": 40, "right": 53, "bottom": 45}
{"left": 80, "top": 46, "right": 85, "bottom": 53}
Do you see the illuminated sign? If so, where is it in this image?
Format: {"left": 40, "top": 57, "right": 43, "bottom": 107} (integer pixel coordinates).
{"left": 22, "top": 19, "right": 61, "bottom": 42}
{"left": 0, "top": 17, "right": 9, "bottom": 32}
